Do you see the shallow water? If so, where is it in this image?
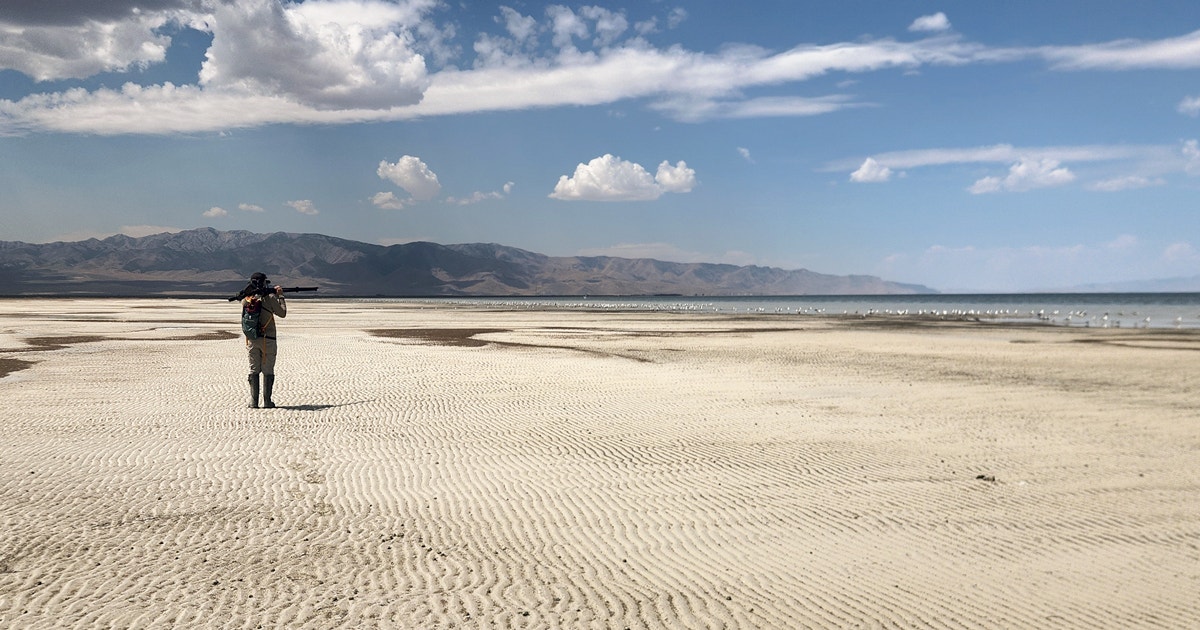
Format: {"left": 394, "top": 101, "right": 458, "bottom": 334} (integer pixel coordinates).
{"left": 367, "top": 293, "right": 1200, "bottom": 329}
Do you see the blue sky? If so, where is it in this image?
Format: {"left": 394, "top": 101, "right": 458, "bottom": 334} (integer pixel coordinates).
{"left": 1, "top": 0, "right": 1199, "bottom": 292}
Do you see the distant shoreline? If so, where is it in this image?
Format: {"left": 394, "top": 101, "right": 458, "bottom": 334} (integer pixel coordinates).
{"left": 2, "top": 293, "right": 1198, "bottom": 328}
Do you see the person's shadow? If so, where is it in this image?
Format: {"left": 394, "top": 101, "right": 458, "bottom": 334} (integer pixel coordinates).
{"left": 272, "top": 401, "right": 370, "bottom": 411}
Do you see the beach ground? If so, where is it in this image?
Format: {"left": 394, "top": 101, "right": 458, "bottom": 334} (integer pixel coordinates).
{"left": 0, "top": 298, "right": 1197, "bottom": 629}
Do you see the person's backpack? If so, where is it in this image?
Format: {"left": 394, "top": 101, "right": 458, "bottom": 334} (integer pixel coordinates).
{"left": 242, "top": 299, "right": 264, "bottom": 339}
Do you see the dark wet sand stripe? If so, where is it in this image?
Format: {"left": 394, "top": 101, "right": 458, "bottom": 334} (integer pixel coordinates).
{"left": 0, "top": 358, "right": 34, "bottom": 378}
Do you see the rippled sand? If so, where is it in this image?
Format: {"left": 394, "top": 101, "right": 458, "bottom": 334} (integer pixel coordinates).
{"left": 0, "top": 298, "right": 1197, "bottom": 628}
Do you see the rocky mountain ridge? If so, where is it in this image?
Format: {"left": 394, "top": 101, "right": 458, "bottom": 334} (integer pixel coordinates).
{"left": 0, "top": 228, "right": 937, "bottom": 296}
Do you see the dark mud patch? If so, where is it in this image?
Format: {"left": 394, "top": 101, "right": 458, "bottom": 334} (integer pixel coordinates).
{"left": 829, "top": 316, "right": 1003, "bottom": 331}
{"left": 158, "top": 330, "right": 239, "bottom": 342}
{"left": 369, "top": 327, "right": 652, "bottom": 362}
{"left": 369, "top": 328, "right": 508, "bottom": 347}
{"left": 122, "top": 319, "right": 229, "bottom": 325}
{"left": 5, "top": 330, "right": 239, "bottom": 354}
{"left": 1073, "top": 333, "right": 1200, "bottom": 352}
{"left": 0, "top": 357, "right": 35, "bottom": 378}
{"left": 538, "top": 325, "right": 810, "bottom": 337}
{"left": 23, "top": 335, "right": 110, "bottom": 351}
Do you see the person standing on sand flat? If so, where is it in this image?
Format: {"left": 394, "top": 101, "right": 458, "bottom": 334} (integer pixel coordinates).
{"left": 239, "top": 272, "right": 287, "bottom": 408}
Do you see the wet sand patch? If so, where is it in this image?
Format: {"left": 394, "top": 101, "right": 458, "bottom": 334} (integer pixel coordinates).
{"left": 0, "top": 358, "right": 34, "bottom": 378}
{"left": 370, "top": 327, "right": 653, "bottom": 362}
{"left": 23, "top": 335, "right": 109, "bottom": 351}
{"left": 1072, "top": 332, "right": 1200, "bottom": 351}
{"left": 6, "top": 330, "right": 238, "bottom": 353}
{"left": 369, "top": 328, "right": 508, "bottom": 347}
{"left": 157, "top": 330, "right": 238, "bottom": 342}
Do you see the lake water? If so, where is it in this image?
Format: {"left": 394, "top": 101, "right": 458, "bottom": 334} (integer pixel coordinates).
{"left": 371, "top": 293, "right": 1200, "bottom": 329}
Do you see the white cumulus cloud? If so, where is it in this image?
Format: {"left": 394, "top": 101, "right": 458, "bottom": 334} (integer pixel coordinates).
{"left": 377, "top": 155, "right": 441, "bottom": 201}
{"left": 909, "top": 13, "right": 951, "bottom": 33}
{"left": 654, "top": 160, "right": 697, "bottom": 193}
{"left": 446, "top": 182, "right": 515, "bottom": 205}
{"left": 2, "top": 0, "right": 439, "bottom": 109}
{"left": 498, "top": 6, "right": 538, "bottom": 43}
{"left": 198, "top": 0, "right": 433, "bottom": 110}
{"left": 579, "top": 6, "right": 629, "bottom": 48}
{"left": 203, "top": 206, "right": 228, "bottom": 218}
{"left": 0, "top": 10, "right": 176, "bottom": 81}
{"left": 371, "top": 191, "right": 408, "bottom": 210}
{"left": 549, "top": 154, "right": 696, "bottom": 201}
{"left": 546, "top": 5, "right": 589, "bottom": 49}
{"left": 849, "top": 157, "right": 893, "bottom": 182}
{"left": 969, "top": 158, "right": 1076, "bottom": 194}
{"left": 287, "top": 199, "right": 319, "bottom": 215}
{"left": 238, "top": 203, "right": 265, "bottom": 212}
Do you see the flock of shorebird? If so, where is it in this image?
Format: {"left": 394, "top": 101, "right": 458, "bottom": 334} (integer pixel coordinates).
{"left": 458, "top": 299, "right": 1196, "bottom": 329}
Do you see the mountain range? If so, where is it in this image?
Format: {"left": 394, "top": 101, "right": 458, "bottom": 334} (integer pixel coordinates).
{"left": 0, "top": 228, "right": 936, "bottom": 297}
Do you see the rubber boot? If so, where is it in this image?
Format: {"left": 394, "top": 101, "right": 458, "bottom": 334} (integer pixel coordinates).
{"left": 263, "top": 374, "right": 276, "bottom": 409}
{"left": 247, "top": 372, "right": 260, "bottom": 408}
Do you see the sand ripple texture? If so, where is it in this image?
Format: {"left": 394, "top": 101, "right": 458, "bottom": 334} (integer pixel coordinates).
{"left": 0, "top": 298, "right": 1198, "bottom": 629}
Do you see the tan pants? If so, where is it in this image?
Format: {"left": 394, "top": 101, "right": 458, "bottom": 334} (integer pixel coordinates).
{"left": 247, "top": 337, "right": 278, "bottom": 375}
